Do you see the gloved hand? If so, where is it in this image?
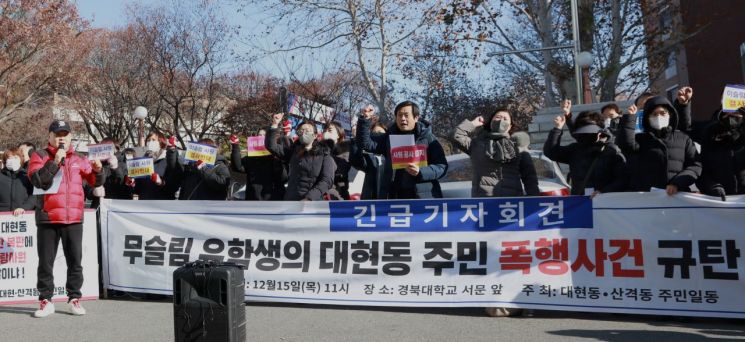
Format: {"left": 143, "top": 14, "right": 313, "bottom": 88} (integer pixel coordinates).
{"left": 195, "top": 160, "right": 205, "bottom": 170}
{"left": 151, "top": 173, "right": 164, "bottom": 186}
{"left": 167, "top": 136, "right": 177, "bottom": 149}
{"left": 92, "top": 186, "right": 106, "bottom": 198}
{"left": 712, "top": 186, "right": 726, "bottom": 202}
{"left": 124, "top": 176, "right": 136, "bottom": 188}
{"left": 229, "top": 134, "right": 239, "bottom": 145}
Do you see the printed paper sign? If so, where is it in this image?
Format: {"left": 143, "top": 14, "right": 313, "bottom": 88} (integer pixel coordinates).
{"left": 390, "top": 135, "right": 427, "bottom": 170}
{"left": 185, "top": 142, "right": 217, "bottom": 165}
{"left": 32, "top": 169, "right": 63, "bottom": 195}
{"left": 246, "top": 136, "right": 271, "bottom": 157}
{"left": 87, "top": 143, "right": 116, "bottom": 161}
{"left": 126, "top": 157, "right": 154, "bottom": 178}
{"left": 721, "top": 84, "right": 745, "bottom": 112}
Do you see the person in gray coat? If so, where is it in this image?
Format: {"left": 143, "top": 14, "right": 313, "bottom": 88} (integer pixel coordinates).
{"left": 451, "top": 108, "right": 540, "bottom": 197}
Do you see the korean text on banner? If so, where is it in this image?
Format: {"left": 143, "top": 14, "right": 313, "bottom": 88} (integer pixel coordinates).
{"left": 87, "top": 143, "right": 116, "bottom": 161}
{"left": 721, "top": 84, "right": 745, "bottom": 112}
{"left": 185, "top": 142, "right": 217, "bottom": 165}
{"left": 389, "top": 135, "right": 427, "bottom": 170}
{"left": 126, "top": 157, "right": 154, "bottom": 178}
{"left": 99, "top": 193, "right": 745, "bottom": 319}
{"left": 246, "top": 136, "right": 271, "bottom": 157}
{"left": 0, "top": 211, "right": 98, "bottom": 305}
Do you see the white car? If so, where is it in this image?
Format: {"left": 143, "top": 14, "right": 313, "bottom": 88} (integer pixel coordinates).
{"left": 348, "top": 150, "right": 570, "bottom": 200}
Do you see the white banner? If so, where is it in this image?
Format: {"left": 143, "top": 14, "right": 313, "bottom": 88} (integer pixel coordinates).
{"left": 0, "top": 211, "right": 99, "bottom": 305}
{"left": 99, "top": 193, "right": 745, "bottom": 318}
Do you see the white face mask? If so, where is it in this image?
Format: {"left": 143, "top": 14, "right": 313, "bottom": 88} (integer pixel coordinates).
{"left": 146, "top": 140, "right": 161, "bottom": 153}
{"left": 649, "top": 115, "right": 670, "bottom": 130}
{"left": 5, "top": 157, "right": 21, "bottom": 172}
{"left": 604, "top": 118, "right": 612, "bottom": 128}
{"left": 322, "top": 131, "right": 338, "bottom": 143}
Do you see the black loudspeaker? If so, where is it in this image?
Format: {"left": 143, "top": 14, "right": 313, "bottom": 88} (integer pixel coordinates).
{"left": 173, "top": 260, "right": 246, "bottom": 342}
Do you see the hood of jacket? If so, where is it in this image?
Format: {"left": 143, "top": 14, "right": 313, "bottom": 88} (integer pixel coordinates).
{"left": 642, "top": 95, "right": 679, "bottom": 134}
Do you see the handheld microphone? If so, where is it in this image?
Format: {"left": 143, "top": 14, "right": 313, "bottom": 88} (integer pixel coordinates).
{"left": 58, "top": 143, "right": 65, "bottom": 166}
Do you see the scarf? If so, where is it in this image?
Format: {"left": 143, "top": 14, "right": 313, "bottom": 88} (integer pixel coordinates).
{"left": 483, "top": 131, "right": 517, "bottom": 163}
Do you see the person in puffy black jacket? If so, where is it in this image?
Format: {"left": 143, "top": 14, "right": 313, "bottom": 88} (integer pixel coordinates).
{"left": 617, "top": 95, "right": 701, "bottom": 194}
{"left": 452, "top": 108, "right": 539, "bottom": 197}
{"left": 349, "top": 111, "right": 388, "bottom": 200}
{"left": 0, "top": 148, "right": 35, "bottom": 215}
{"left": 356, "top": 101, "right": 448, "bottom": 199}
{"left": 177, "top": 138, "right": 231, "bottom": 200}
{"left": 544, "top": 110, "right": 627, "bottom": 196}
{"left": 229, "top": 129, "right": 281, "bottom": 201}
{"left": 321, "top": 121, "right": 351, "bottom": 200}
{"left": 698, "top": 107, "right": 745, "bottom": 200}
{"left": 266, "top": 115, "right": 336, "bottom": 201}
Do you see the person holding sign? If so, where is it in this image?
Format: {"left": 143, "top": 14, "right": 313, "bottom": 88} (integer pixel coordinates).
{"left": 617, "top": 96, "right": 701, "bottom": 194}
{"left": 356, "top": 101, "right": 448, "bottom": 199}
{"left": 230, "top": 129, "right": 280, "bottom": 201}
{"left": 125, "top": 132, "right": 181, "bottom": 200}
{"left": 27, "top": 120, "right": 104, "bottom": 317}
{"left": 177, "top": 138, "right": 231, "bottom": 200}
{"left": 265, "top": 113, "right": 336, "bottom": 201}
{"left": 544, "top": 109, "right": 627, "bottom": 197}
{"left": 698, "top": 106, "right": 745, "bottom": 201}
{"left": 452, "top": 108, "right": 540, "bottom": 198}
{"left": 0, "top": 148, "right": 35, "bottom": 215}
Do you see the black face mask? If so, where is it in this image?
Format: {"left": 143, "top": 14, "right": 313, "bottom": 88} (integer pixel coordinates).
{"left": 575, "top": 133, "right": 599, "bottom": 145}
{"left": 721, "top": 115, "right": 743, "bottom": 130}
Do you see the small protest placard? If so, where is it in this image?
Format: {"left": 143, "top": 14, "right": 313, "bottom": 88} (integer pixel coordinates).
{"left": 389, "top": 135, "right": 428, "bottom": 170}
{"left": 246, "top": 136, "right": 271, "bottom": 157}
{"left": 87, "top": 143, "right": 116, "bottom": 161}
{"left": 721, "top": 84, "right": 745, "bottom": 112}
{"left": 126, "top": 157, "right": 155, "bottom": 178}
{"left": 184, "top": 141, "right": 217, "bottom": 165}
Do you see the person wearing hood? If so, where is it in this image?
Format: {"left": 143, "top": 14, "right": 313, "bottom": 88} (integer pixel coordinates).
{"left": 265, "top": 114, "right": 336, "bottom": 201}
{"left": 0, "top": 148, "right": 35, "bottom": 215}
{"left": 322, "top": 121, "right": 351, "bottom": 200}
{"left": 229, "top": 129, "right": 280, "bottom": 201}
{"left": 349, "top": 105, "right": 388, "bottom": 199}
{"left": 452, "top": 108, "right": 539, "bottom": 198}
{"left": 698, "top": 107, "right": 745, "bottom": 200}
{"left": 125, "top": 131, "right": 181, "bottom": 200}
{"left": 356, "top": 101, "right": 448, "bottom": 199}
{"left": 617, "top": 95, "right": 701, "bottom": 194}
{"left": 544, "top": 110, "right": 627, "bottom": 197}
{"left": 177, "top": 138, "right": 231, "bottom": 200}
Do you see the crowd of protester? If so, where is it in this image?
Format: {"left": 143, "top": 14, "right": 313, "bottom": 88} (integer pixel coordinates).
{"left": 7, "top": 86, "right": 745, "bottom": 317}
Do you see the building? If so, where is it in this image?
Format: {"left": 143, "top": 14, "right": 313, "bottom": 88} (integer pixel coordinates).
{"left": 644, "top": 0, "right": 745, "bottom": 124}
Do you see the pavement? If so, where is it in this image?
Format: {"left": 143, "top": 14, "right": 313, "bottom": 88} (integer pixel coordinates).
{"left": 0, "top": 298, "right": 743, "bottom": 342}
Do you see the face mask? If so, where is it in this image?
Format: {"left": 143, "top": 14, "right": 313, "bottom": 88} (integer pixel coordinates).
{"left": 603, "top": 118, "right": 612, "bottom": 128}
{"left": 648, "top": 115, "right": 670, "bottom": 130}
{"left": 322, "top": 132, "right": 338, "bottom": 143}
{"left": 146, "top": 140, "right": 161, "bottom": 153}
{"left": 490, "top": 120, "right": 510, "bottom": 133}
{"left": 299, "top": 131, "right": 316, "bottom": 146}
{"left": 575, "top": 133, "right": 599, "bottom": 145}
{"left": 125, "top": 154, "right": 134, "bottom": 160}
{"left": 722, "top": 115, "right": 743, "bottom": 129}
{"left": 5, "top": 157, "right": 20, "bottom": 172}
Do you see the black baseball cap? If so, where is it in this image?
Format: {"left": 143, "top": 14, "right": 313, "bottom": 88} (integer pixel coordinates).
{"left": 49, "top": 120, "right": 72, "bottom": 133}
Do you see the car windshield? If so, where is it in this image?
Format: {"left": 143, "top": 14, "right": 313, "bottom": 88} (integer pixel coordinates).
{"left": 440, "top": 155, "right": 558, "bottom": 183}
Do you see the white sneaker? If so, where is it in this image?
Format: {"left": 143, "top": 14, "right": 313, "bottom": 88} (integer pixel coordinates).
{"left": 33, "top": 299, "right": 55, "bottom": 318}
{"left": 69, "top": 298, "right": 86, "bottom": 316}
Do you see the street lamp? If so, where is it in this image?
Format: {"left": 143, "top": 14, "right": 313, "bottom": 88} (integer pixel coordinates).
{"left": 133, "top": 106, "right": 148, "bottom": 147}
{"left": 576, "top": 51, "right": 594, "bottom": 104}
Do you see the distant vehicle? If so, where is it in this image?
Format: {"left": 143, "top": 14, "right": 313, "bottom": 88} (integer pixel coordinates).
{"left": 348, "top": 150, "right": 570, "bottom": 200}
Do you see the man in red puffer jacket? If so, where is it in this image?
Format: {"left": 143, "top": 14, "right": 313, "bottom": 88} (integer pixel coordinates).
{"left": 28, "top": 120, "right": 104, "bottom": 318}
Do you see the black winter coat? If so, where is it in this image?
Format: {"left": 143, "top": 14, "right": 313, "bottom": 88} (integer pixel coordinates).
{"left": 0, "top": 168, "right": 35, "bottom": 211}
{"left": 349, "top": 141, "right": 386, "bottom": 200}
{"left": 356, "top": 118, "right": 448, "bottom": 199}
{"left": 617, "top": 96, "right": 701, "bottom": 192}
{"left": 178, "top": 155, "right": 231, "bottom": 200}
{"left": 324, "top": 140, "right": 351, "bottom": 200}
{"left": 452, "top": 119, "right": 539, "bottom": 197}
{"left": 698, "top": 121, "right": 745, "bottom": 195}
{"left": 103, "top": 153, "right": 132, "bottom": 200}
{"left": 230, "top": 143, "right": 278, "bottom": 201}
{"left": 134, "top": 148, "right": 181, "bottom": 200}
{"left": 266, "top": 127, "right": 336, "bottom": 201}
{"left": 544, "top": 128, "right": 627, "bottom": 195}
